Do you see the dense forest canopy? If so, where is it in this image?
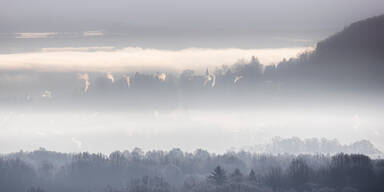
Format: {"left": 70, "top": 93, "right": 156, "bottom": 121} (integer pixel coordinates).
{"left": 1, "top": 148, "right": 384, "bottom": 192}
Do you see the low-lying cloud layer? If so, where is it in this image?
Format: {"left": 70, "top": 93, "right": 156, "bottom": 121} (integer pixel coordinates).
{"left": 0, "top": 46, "right": 311, "bottom": 73}
{"left": 0, "top": 109, "right": 382, "bottom": 153}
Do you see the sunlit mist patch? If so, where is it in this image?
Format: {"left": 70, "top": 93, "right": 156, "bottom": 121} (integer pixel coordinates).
{"left": 15, "top": 32, "right": 58, "bottom": 39}
{"left": 0, "top": 46, "right": 313, "bottom": 73}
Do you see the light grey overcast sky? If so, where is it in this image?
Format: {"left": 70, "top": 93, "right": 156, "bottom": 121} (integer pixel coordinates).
{"left": 1, "top": 0, "right": 383, "bottom": 36}
{"left": 0, "top": 0, "right": 383, "bottom": 49}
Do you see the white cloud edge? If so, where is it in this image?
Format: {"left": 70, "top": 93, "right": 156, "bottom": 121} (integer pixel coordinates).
{"left": 0, "top": 46, "right": 314, "bottom": 73}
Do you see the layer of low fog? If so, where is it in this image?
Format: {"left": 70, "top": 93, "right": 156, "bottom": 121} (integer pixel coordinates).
{"left": 0, "top": 108, "right": 383, "bottom": 154}
{"left": 0, "top": 46, "right": 309, "bottom": 72}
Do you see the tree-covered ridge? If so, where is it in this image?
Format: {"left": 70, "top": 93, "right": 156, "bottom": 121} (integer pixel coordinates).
{"left": 245, "top": 137, "right": 382, "bottom": 155}
{"left": 1, "top": 148, "right": 384, "bottom": 192}
{"left": 276, "top": 14, "right": 384, "bottom": 87}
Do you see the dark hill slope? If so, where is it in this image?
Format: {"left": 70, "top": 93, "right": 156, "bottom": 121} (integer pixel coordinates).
{"left": 317, "top": 15, "right": 384, "bottom": 57}
{"left": 276, "top": 15, "right": 384, "bottom": 88}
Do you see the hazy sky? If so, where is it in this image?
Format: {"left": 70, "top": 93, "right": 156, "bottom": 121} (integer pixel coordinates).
{"left": 1, "top": 0, "right": 384, "bottom": 33}
{"left": 1, "top": 0, "right": 384, "bottom": 49}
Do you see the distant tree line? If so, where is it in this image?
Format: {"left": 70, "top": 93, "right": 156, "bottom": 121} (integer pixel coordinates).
{"left": 1, "top": 148, "right": 384, "bottom": 192}
{"left": 247, "top": 137, "right": 381, "bottom": 155}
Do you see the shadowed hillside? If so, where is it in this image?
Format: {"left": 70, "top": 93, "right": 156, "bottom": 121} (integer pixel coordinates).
{"left": 276, "top": 15, "right": 384, "bottom": 88}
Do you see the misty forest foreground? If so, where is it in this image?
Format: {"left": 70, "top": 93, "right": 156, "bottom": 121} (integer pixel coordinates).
{"left": 1, "top": 148, "right": 384, "bottom": 192}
